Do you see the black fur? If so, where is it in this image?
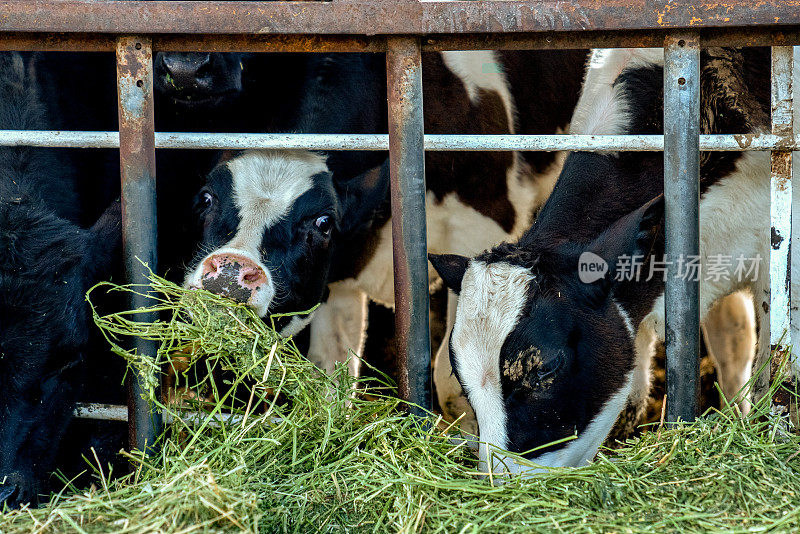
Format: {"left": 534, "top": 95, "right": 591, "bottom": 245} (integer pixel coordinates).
{"left": 0, "top": 53, "right": 122, "bottom": 508}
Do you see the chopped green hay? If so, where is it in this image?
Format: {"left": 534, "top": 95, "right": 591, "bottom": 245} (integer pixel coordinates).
{"left": 1, "top": 276, "right": 798, "bottom": 533}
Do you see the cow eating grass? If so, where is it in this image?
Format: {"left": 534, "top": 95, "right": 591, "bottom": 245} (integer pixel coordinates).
{"left": 183, "top": 50, "right": 589, "bottom": 431}
{"left": 430, "top": 47, "right": 774, "bottom": 474}
{"left": 2, "top": 273, "right": 796, "bottom": 531}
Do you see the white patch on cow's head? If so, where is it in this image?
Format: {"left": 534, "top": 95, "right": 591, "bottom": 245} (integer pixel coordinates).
{"left": 488, "top": 371, "right": 634, "bottom": 475}
{"left": 450, "top": 260, "right": 534, "bottom": 474}
{"left": 570, "top": 48, "right": 664, "bottom": 136}
{"left": 226, "top": 150, "right": 327, "bottom": 251}
{"left": 184, "top": 150, "right": 328, "bottom": 316}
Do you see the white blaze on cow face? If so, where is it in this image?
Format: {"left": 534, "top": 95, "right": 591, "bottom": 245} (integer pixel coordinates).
{"left": 450, "top": 260, "right": 533, "bottom": 474}
{"left": 479, "top": 371, "right": 634, "bottom": 477}
{"left": 184, "top": 150, "right": 328, "bottom": 317}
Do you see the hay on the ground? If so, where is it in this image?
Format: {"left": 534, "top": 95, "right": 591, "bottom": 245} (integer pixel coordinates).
{"left": 1, "top": 276, "right": 798, "bottom": 533}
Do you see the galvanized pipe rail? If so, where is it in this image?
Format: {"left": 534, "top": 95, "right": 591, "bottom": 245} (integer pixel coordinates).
{"left": 663, "top": 34, "right": 701, "bottom": 422}
{"left": 0, "top": 0, "right": 797, "bottom": 446}
{"left": 1, "top": 132, "right": 800, "bottom": 151}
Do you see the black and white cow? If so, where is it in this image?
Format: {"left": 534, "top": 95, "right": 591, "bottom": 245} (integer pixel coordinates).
{"left": 0, "top": 49, "right": 301, "bottom": 508}
{"left": 0, "top": 52, "right": 122, "bottom": 508}
{"left": 183, "top": 50, "right": 588, "bottom": 417}
{"left": 32, "top": 49, "right": 307, "bottom": 276}
{"left": 429, "top": 47, "right": 771, "bottom": 473}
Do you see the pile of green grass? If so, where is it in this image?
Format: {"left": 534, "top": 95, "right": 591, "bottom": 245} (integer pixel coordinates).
{"left": 1, "top": 277, "right": 798, "bottom": 533}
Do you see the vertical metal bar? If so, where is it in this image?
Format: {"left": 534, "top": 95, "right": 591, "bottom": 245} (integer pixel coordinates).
{"left": 792, "top": 47, "right": 800, "bottom": 379}
{"left": 116, "top": 36, "right": 161, "bottom": 451}
{"left": 769, "top": 47, "right": 794, "bottom": 377}
{"left": 386, "top": 36, "right": 432, "bottom": 416}
{"left": 664, "top": 34, "right": 701, "bottom": 422}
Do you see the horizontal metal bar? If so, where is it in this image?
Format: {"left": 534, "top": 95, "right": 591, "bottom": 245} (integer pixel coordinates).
{"left": 74, "top": 403, "right": 280, "bottom": 427}
{"left": 2, "top": 131, "right": 799, "bottom": 152}
{"left": 1, "top": 1, "right": 798, "bottom": 36}
{"left": 74, "top": 403, "right": 129, "bottom": 422}
{"left": 2, "top": 29, "right": 800, "bottom": 53}
{"left": 1, "top": 30, "right": 799, "bottom": 54}
{"left": 423, "top": 28, "right": 800, "bottom": 52}
{"left": 0, "top": 32, "right": 386, "bottom": 53}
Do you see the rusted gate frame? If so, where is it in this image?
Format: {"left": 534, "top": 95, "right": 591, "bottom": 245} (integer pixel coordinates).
{"left": 1, "top": 0, "right": 800, "bottom": 34}
{"left": 0, "top": 1, "right": 796, "bottom": 449}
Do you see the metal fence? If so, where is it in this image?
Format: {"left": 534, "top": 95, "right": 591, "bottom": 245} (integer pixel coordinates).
{"left": 1, "top": 0, "right": 797, "bottom": 450}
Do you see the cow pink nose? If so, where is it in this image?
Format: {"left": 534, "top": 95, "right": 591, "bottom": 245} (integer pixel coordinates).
{"left": 200, "top": 253, "right": 268, "bottom": 303}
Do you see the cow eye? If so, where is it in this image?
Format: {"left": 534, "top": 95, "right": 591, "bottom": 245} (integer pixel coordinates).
{"left": 194, "top": 189, "right": 215, "bottom": 216}
{"left": 201, "top": 191, "right": 214, "bottom": 209}
{"left": 314, "top": 215, "right": 333, "bottom": 234}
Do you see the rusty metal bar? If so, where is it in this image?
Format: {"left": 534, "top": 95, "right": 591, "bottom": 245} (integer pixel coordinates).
{"left": 664, "top": 33, "right": 701, "bottom": 423}
{"left": 5, "top": 131, "right": 800, "bottom": 151}
{"left": 422, "top": 28, "right": 800, "bottom": 52}
{"left": 2, "top": 29, "right": 800, "bottom": 53}
{"left": 768, "top": 47, "right": 794, "bottom": 375}
{"left": 386, "top": 36, "right": 431, "bottom": 416}
{"left": 2, "top": 1, "right": 800, "bottom": 36}
{"left": 116, "top": 36, "right": 161, "bottom": 452}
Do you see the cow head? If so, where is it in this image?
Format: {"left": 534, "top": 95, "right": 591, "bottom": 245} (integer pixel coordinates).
{"left": 429, "top": 196, "right": 663, "bottom": 475}
{"left": 154, "top": 52, "right": 247, "bottom": 108}
{"left": 0, "top": 200, "right": 120, "bottom": 508}
{"left": 184, "top": 150, "right": 386, "bottom": 331}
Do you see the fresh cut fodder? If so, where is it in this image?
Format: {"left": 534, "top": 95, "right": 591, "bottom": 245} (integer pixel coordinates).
{"left": 0, "top": 275, "right": 798, "bottom": 533}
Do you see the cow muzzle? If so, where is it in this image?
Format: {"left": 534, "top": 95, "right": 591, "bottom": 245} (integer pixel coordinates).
{"left": 191, "top": 251, "right": 274, "bottom": 317}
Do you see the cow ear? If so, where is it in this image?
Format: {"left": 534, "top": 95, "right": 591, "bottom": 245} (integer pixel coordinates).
{"left": 429, "top": 253, "right": 469, "bottom": 295}
{"left": 334, "top": 160, "right": 390, "bottom": 237}
{"left": 586, "top": 195, "right": 664, "bottom": 285}
{"left": 85, "top": 199, "right": 122, "bottom": 278}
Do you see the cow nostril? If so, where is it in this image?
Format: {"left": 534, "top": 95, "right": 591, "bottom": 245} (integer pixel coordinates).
{"left": 201, "top": 255, "right": 223, "bottom": 277}
{"left": 242, "top": 271, "right": 261, "bottom": 284}
{"left": 161, "top": 53, "right": 213, "bottom": 88}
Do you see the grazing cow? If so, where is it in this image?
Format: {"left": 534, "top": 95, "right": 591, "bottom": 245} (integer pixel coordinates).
{"left": 0, "top": 52, "right": 122, "bottom": 508}
{"left": 429, "top": 47, "right": 771, "bottom": 473}
{"left": 183, "top": 51, "right": 588, "bottom": 407}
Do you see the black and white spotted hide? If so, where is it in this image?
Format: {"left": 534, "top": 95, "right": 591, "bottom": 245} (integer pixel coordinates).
{"left": 431, "top": 47, "right": 771, "bottom": 474}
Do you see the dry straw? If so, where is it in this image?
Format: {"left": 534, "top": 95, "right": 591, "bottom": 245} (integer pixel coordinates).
{"left": 1, "top": 275, "right": 798, "bottom": 533}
